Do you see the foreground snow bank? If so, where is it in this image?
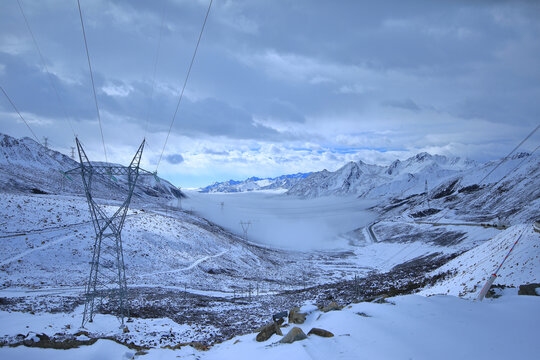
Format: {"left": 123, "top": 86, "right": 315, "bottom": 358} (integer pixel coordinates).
{"left": 0, "top": 339, "right": 135, "bottom": 360}
{"left": 2, "top": 294, "right": 539, "bottom": 359}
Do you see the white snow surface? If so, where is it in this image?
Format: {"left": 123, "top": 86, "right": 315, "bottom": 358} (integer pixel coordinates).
{"left": 1, "top": 294, "right": 539, "bottom": 359}
{"left": 421, "top": 224, "right": 540, "bottom": 298}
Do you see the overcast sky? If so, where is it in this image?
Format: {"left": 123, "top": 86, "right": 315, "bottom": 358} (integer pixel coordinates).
{"left": 1, "top": 0, "right": 539, "bottom": 187}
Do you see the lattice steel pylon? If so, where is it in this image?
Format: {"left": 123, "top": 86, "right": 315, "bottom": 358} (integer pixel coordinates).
{"left": 75, "top": 137, "right": 145, "bottom": 327}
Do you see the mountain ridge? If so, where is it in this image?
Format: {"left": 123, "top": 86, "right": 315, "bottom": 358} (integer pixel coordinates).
{"left": 0, "top": 133, "right": 183, "bottom": 202}
{"left": 199, "top": 172, "right": 311, "bottom": 193}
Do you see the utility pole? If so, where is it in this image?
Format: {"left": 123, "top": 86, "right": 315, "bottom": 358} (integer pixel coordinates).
{"left": 240, "top": 220, "right": 251, "bottom": 241}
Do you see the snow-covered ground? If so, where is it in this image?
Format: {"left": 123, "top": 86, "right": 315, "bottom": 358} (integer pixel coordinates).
{"left": 1, "top": 133, "right": 538, "bottom": 358}
{"left": 421, "top": 224, "right": 540, "bottom": 298}
{"left": 2, "top": 293, "right": 538, "bottom": 360}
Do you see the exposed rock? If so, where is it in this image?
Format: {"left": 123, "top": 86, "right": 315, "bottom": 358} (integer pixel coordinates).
{"left": 308, "top": 328, "right": 334, "bottom": 337}
{"left": 255, "top": 319, "right": 284, "bottom": 333}
{"left": 356, "top": 312, "right": 371, "bottom": 317}
{"left": 321, "top": 301, "right": 341, "bottom": 312}
{"left": 518, "top": 283, "right": 540, "bottom": 296}
{"left": 190, "top": 342, "right": 209, "bottom": 351}
{"left": 256, "top": 322, "right": 282, "bottom": 342}
{"left": 279, "top": 327, "right": 307, "bottom": 344}
{"left": 273, "top": 310, "right": 288, "bottom": 322}
{"left": 288, "top": 307, "right": 307, "bottom": 324}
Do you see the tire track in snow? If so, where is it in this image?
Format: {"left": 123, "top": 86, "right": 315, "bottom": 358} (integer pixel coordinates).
{"left": 0, "top": 233, "right": 72, "bottom": 266}
{"left": 137, "top": 249, "right": 229, "bottom": 277}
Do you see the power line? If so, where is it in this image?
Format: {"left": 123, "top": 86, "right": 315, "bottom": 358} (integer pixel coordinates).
{"left": 0, "top": 85, "right": 41, "bottom": 145}
{"left": 16, "top": 0, "right": 76, "bottom": 137}
{"left": 77, "top": 0, "right": 108, "bottom": 163}
{"left": 433, "top": 122, "right": 539, "bottom": 224}
{"left": 143, "top": 4, "right": 166, "bottom": 140}
{"left": 478, "top": 123, "right": 539, "bottom": 185}
{"left": 155, "top": 0, "right": 213, "bottom": 172}
{"left": 379, "top": 124, "right": 539, "bottom": 269}
{"left": 490, "top": 143, "right": 539, "bottom": 190}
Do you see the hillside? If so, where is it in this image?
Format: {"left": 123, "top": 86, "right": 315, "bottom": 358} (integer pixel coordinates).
{"left": 420, "top": 224, "right": 539, "bottom": 298}
{"left": 0, "top": 133, "right": 183, "bottom": 202}
{"left": 287, "top": 151, "right": 539, "bottom": 224}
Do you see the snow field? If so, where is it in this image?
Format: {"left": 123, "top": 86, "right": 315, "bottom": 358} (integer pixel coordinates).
{"left": 2, "top": 294, "right": 539, "bottom": 359}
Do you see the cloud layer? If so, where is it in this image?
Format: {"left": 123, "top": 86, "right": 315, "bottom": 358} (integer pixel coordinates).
{"left": 1, "top": 0, "right": 539, "bottom": 187}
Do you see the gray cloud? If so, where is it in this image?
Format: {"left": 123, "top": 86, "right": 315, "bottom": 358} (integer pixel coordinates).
{"left": 166, "top": 153, "right": 184, "bottom": 164}
{"left": 383, "top": 99, "right": 421, "bottom": 112}
{"left": 1, "top": 0, "right": 539, "bottom": 186}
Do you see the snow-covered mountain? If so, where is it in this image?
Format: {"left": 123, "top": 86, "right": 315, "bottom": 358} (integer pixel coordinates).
{"left": 0, "top": 133, "right": 183, "bottom": 202}
{"left": 199, "top": 173, "right": 311, "bottom": 193}
{"left": 373, "top": 152, "right": 540, "bottom": 225}
{"left": 287, "top": 152, "right": 477, "bottom": 199}
{"left": 1, "top": 131, "right": 538, "bottom": 354}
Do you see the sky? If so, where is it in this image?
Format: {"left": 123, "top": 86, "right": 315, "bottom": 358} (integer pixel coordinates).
{"left": 1, "top": 0, "right": 539, "bottom": 188}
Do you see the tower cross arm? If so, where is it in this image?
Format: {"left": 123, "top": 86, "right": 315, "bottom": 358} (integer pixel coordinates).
{"left": 63, "top": 165, "right": 155, "bottom": 177}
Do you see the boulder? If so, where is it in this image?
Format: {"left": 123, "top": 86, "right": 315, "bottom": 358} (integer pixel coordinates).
{"left": 308, "top": 328, "right": 334, "bottom": 338}
{"left": 288, "top": 307, "right": 307, "bottom": 324}
{"left": 273, "top": 311, "right": 288, "bottom": 323}
{"left": 321, "top": 301, "right": 340, "bottom": 312}
{"left": 256, "top": 322, "right": 282, "bottom": 342}
{"left": 279, "top": 327, "right": 307, "bottom": 344}
{"left": 518, "top": 283, "right": 540, "bottom": 296}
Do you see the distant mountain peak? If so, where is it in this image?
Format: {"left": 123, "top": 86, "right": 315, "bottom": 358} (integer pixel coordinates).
{"left": 413, "top": 152, "right": 432, "bottom": 161}
{"left": 199, "top": 172, "right": 312, "bottom": 193}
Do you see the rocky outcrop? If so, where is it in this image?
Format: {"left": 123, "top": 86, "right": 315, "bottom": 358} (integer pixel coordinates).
{"left": 288, "top": 307, "right": 307, "bottom": 324}
{"left": 279, "top": 327, "right": 307, "bottom": 344}
{"left": 321, "top": 301, "right": 341, "bottom": 312}
{"left": 308, "top": 328, "right": 334, "bottom": 338}
{"left": 256, "top": 322, "right": 282, "bottom": 342}
{"left": 518, "top": 283, "right": 540, "bottom": 296}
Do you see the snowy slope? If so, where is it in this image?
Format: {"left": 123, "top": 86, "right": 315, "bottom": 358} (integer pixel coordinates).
{"left": 378, "top": 152, "right": 540, "bottom": 224}
{"left": 420, "top": 224, "right": 540, "bottom": 298}
{"left": 199, "top": 173, "right": 311, "bottom": 193}
{"left": 0, "top": 133, "right": 183, "bottom": 202}
{"left": 0, "top": 192, "right": 316, "bottom": 292}
{"left": 286, "top": 151, "right": 538, "bottom": 224}
{"left": 287, "top": 152, "right": 476, "bottom": 198}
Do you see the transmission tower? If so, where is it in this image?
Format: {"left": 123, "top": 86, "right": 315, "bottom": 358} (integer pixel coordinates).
{"left": 177, "top": 187, "right": 182, "bottom": 209}
{"left": 43, "top": 136, "right": 49, "bottom": 149}
{"left": 73, "top": 137, "right": 146, "bottom": 327}
{"left": 425, "top": 180, "right": 430, "bottom": 208}
{"left": 71, "top": 146, "right": 75, "bottom": 160}
{"left": 240, "top": 220, "right": 251, "bottom": 240}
